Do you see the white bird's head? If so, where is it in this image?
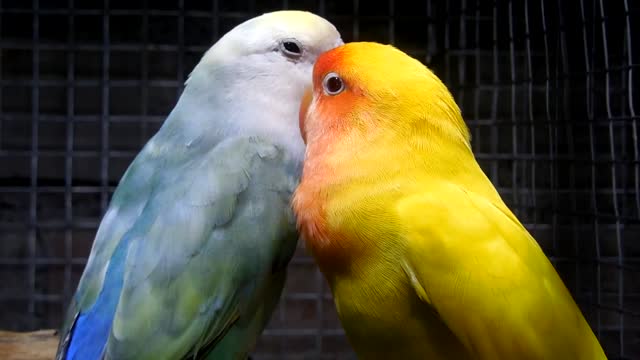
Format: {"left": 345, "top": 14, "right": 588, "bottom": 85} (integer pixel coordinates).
{"left": 171, "top": 10, "right": 343, "bottom": 160}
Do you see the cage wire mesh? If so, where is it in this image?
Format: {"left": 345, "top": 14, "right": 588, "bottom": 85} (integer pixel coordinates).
{"left": 0, "top": 0, "right": 638, "bottom": 358}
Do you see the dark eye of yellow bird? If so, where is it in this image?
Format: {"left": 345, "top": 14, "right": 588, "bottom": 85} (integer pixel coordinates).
{"left": 323, "top": 72, "right": 344, "bottom": 95}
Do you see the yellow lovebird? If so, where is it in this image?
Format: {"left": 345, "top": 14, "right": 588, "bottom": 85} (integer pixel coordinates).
{"left": 293, "top": 42, "right": 606, "bottom": 360}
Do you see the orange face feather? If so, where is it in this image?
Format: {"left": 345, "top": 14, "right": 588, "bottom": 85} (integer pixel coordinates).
{"left": 301, "top": 46, "right": 367, "bottom": 146}
{"left": 294, "top": 45, "right": 370, "bottom": 273}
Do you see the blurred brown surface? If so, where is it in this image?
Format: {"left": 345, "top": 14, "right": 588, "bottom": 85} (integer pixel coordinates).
{"left": 0, "top": 330, "right": 58, "bottom": 360}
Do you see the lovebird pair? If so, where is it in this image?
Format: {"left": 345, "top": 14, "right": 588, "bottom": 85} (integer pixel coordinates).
{"left": 56, "top": 10, "right": 606, "bottom": 360}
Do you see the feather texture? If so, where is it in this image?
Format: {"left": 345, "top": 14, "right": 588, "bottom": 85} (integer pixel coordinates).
{"left": 60, "top": 136, "right": 299, "bottom": 360}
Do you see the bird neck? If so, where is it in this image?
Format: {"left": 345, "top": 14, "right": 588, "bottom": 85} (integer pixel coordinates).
{"left": 294, "top": 128, "right": 499, "bottom": 277}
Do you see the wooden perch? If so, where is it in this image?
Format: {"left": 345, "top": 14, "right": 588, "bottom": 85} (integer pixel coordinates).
{"left": 0, "top": 330, "right": 58, "bottom": 360}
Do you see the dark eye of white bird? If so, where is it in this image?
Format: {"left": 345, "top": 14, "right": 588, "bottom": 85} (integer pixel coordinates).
{"left": 280, "top": 40, "right": 303, "bottom": 59}
{"left": 323, "top": 72, "right": 344, "bottom": 95}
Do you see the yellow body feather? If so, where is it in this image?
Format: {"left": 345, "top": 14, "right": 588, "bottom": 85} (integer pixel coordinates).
{"left": 294, "top": 42, "right": 606, "bottom": 359}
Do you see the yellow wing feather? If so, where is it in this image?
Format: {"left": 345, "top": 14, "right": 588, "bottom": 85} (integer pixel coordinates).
{"left": 397, "top": 182, "right": 606, "bottom": 360}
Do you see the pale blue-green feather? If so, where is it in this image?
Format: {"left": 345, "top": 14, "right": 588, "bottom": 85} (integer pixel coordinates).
{"left": 59, "top": 135, "right": 299, "bottom": 360}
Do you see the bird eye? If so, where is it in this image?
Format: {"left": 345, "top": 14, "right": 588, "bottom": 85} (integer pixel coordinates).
{"left": 322, "top": 72, "right": 345, "bottom": 96}
{"left": 280, "top": 39, "right": 303, "bottom": 59}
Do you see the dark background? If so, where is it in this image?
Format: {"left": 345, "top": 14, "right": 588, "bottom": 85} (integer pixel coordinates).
{"left": 0, "top": 0, "right": 639, "bottom": 359}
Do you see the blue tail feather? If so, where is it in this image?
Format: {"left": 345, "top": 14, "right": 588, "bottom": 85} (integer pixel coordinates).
{"left": 66, "top": 236, "right": 132, "bottom": 360}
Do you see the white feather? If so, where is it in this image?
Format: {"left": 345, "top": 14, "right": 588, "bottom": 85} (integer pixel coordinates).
{"left": 148, "top": 10, "right": 343, "bottom": 163}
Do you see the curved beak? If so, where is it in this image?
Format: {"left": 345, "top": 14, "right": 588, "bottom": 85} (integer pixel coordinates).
{"left": 299, "top": 86, "right": 313, "bottom": 144}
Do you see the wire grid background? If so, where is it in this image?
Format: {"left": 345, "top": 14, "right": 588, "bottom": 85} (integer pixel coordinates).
{"left": 0, "top": 0, "right": 638, "bottom": 359}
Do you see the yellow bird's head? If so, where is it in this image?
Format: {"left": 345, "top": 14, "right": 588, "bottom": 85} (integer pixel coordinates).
{"left": 299, "top": 42, "right": 470, "bottom": 150}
